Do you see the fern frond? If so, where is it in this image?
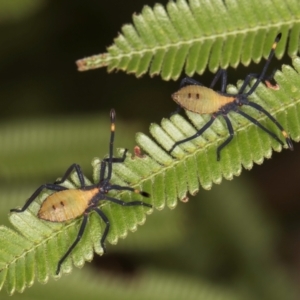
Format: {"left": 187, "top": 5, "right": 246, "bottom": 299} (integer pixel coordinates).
{"left": 1, "top": 58, "right": 300, "bottom": 294}
{"left": 76, "top": 0, "right": 300, "bottom": 80}
{"left": 0, "top": 173, "right": 151, "bottom": 295}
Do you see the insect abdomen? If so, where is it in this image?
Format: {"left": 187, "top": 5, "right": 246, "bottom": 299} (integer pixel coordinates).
{"left": 172, "top": 85, "right": 234, "bottom": 114}
{"left": 38, "top": 188, "right": 98, "bottom": 222}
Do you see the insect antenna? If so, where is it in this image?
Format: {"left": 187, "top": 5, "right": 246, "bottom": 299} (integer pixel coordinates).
{"left": 105, "top": 108, "right": 116, "bottom": 180}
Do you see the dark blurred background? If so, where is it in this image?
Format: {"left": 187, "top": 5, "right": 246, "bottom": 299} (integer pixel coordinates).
{"left": 0, "top": 0, "right": 300, "bottom": 299}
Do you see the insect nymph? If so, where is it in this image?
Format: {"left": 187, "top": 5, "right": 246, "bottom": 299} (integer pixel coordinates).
{"left": 10, "top": 109, "right": 152, "bottom": 274}
{"left": 168, "top": 33, "right": 293, "bottom": 160}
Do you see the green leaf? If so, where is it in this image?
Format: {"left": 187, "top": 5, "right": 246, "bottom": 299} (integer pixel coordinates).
{"left": 76, "top": 0, "right": 300, "bottom": 80}
{"left": 1, "top": 56, "right": 300, "bottom": 294}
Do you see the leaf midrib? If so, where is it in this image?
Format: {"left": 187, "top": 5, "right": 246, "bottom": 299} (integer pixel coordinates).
{"left": 97, "top": 19, "right": 299, "bottom": 63}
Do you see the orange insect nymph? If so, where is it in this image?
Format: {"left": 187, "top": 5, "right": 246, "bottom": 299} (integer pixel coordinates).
{"left": 38, "top": 188, "right": 99, "bottom": 222}
{"left": 10, "top": 109, "right": 152, "bottom": 275}
{"left": 168, "top": 33, "right": 293, "bottom": 160}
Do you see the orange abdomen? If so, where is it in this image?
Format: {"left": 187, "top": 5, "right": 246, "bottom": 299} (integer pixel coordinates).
{"left": 172, "top": 85, "right": 234, "bottom": 114}
{"left": 38, "top": 188, "right": 98, "bottom": 222}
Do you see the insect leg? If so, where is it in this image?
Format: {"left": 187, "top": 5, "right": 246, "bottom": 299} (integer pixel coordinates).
{"left": 216, "top": 115, "right": 234, "bottom": 161}
{"left": 56, "top": 213, "right": 89, "bottom": 274}
{"left": 108, "top": 185, "right": 151, "bottom": 199}
{"left": 99, "top": 161, "right": 106, "bottom": 182}
{"left": 10, "top": 184, "right": 67, "bottom": 213}
{"left": 104, "top": 195, "right": 152, "bottom": 208}
{"left": 243, "top": 101, "right": 293, "bottom": 150}
{"left": 168, "top": 116, "right": 217, "bottom": 154}
{"left": 100, "top": 149, "right": 129, "bottom": 181}
{"left": 94, "top": 207, "right": 109, "bottom": 253}
{"left": 179, "top": 77, "right": 203, "bottom": 88}
{"left": 235, "top": 109, "right": 285, "bottom": 147}
{"left": 103, "top": 149, "right": 128, "bottom": 164}
{"left": 238, "top": 71, "right": 278, "bottom": 93}
{"left": 238, "top": 73, "right": 259, "bottom": 94}
{"left": 240, "top": 71, "right": 279, "bottom": 93}
{"left": 54, "top": 163, "right": 86, "bottom": 188}
{"left": 210, "top": 69, "right": 228, "bottom": 92}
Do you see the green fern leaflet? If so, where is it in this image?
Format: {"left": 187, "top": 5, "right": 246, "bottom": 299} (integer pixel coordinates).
{"left": 76, "top": 0, "right": 300, "bottom": 80}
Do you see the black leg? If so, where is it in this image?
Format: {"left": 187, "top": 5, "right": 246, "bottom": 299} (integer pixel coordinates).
{"left": 179, "top": 77, "right": 203, "bottom": 88}
{"left": 54, "top": 163, "right": 85, "bottom": 187}
{"left": 238, "top": 71, "right": 278, "bottom": 94}
{"left": 235, "top": 109, "right": 284, "bottom": 147}
{"left": 239, "top": 71, "right": 278, "bottom": 93}
{"left": 104, "top": 195, "right": 152, "bottom": 208}
{"left": 10, "top": 184, "right": 67, "bottom": 213}
{"left": 243, "top": 101, "right": 293, "bottom": 150}
{"left": 107, "top": 184, "right": 151, "bottom": 199}
{"left": 99, "top": 160, "right": 107, "bottom": 182}
{"left": 168, "top": 115, "right": 217, "bottom": 154}
{"left": 103, "top": 149, "right": 128, "bottom": 164}
{"left": 238, "top": 73, "right": 259, "bottom": 94}
{"left": 100, "top": 149, "right": 129, "bottom": 182}
{"left": 11, "top": 164, "right": 86, "bottom": 213}
{"left": 210, "top": 69, "right": 227, "bottom": 92}
{"left": 216, "top": 115, "right": 234, "bottom": 161}
{"left": 56, "top": 213, "right": 89, "bottom": 274}
{"left": 94, "top": 198, "right": 151, "bottom": 256}
{"left": 94, "top": 207, "right": 110, "bottom": 253}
